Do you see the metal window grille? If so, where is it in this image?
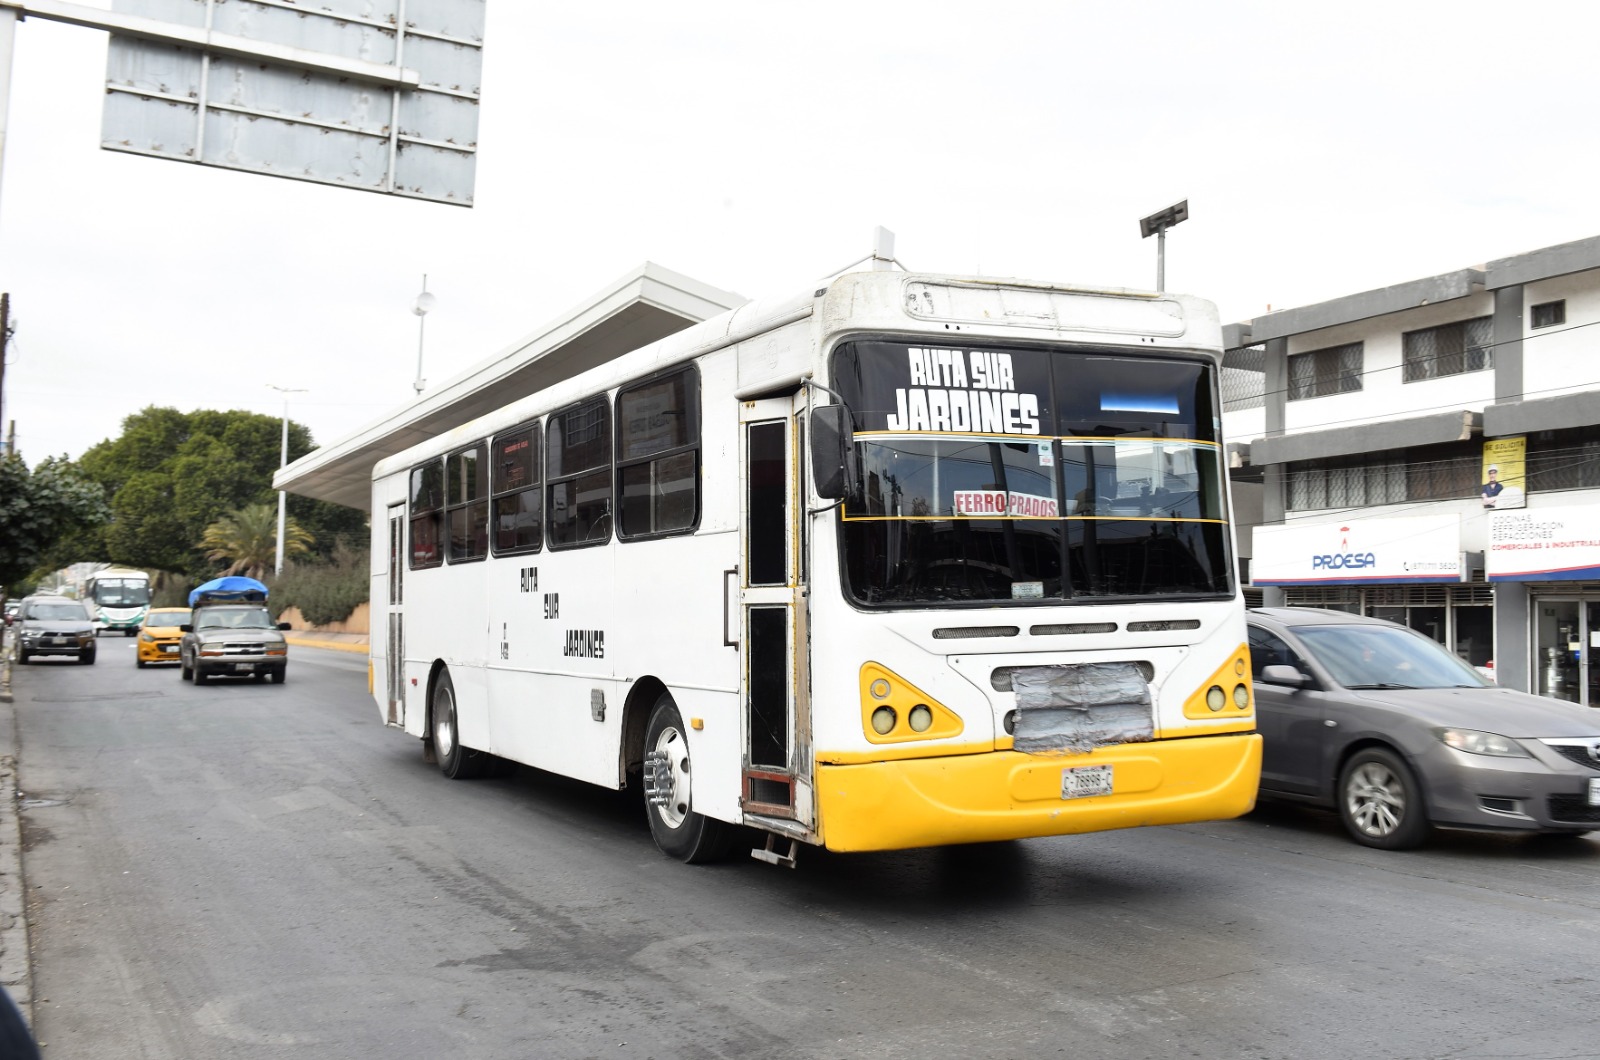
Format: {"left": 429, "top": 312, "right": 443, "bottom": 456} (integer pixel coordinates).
{"left": 1402, "top": 317, "right": 1492, "bottom": 382}
{"left": 1287, "top": 342, "right": 1363, "bottom": 400}
{"left": 1222, "top": 347, "right": 1266, "bottom": 411}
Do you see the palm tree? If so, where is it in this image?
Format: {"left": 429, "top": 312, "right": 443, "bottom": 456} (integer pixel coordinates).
{"left": 199, "top": 503, "right": 314, "bottom": 581}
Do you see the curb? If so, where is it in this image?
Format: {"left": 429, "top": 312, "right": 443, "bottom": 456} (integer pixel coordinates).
{"left": 283, "top": 634, "right": 369, "bottom": 655}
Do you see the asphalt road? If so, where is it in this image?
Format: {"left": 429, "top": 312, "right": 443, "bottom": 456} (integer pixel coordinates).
{"left": 10, "top": 637, "right": 1600, "bottom": 1059}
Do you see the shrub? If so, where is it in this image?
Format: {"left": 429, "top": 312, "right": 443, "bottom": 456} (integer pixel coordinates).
{"left": 269, "top": 539, "right": 369, "bottom": 628}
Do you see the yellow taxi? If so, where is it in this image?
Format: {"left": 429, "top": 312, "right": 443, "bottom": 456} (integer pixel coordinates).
{"left": 137, "top": 607, "right": 192, "bottom": 668}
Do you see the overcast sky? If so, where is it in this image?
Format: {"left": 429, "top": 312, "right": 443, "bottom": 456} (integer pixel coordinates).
{"left": 3, "top": 1, "right": 1599, "bottom": 464}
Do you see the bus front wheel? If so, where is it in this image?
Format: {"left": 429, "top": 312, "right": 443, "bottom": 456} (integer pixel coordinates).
{"left": 643, "top": 694, "right": 734, "bottom": 864}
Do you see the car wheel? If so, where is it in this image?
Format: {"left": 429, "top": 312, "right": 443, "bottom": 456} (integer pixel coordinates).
{"left": 193, "top": 665, "right": 209, "bottom": 686}
{"left": 642, "top": 692, "right": 734, "bottom": 863}
{"left": 271, "top": 669, "right": 287, "bottom": 685}
{"left": 15, "top": 649, "right": 28, "bottom": 665}
{"left": 80, "top": 649, "right": 95, "bottom": 665}
{"left": 136, "top": 655, "right": 147, "bottom": 669}
{"left": 1338, "top": 747, "right": 1430, "bottom": 850}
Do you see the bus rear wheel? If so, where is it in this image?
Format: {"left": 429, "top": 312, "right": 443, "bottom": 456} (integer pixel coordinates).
{"left": 431, "top": 669, "right": 500, "bottom": 779}
{"left": 643, "top": 693, "right": 734, "bottom": 863}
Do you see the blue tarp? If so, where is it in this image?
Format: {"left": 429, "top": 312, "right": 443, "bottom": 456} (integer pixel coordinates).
{"left": 188, "top": 576, "right": 269, "bottom": 606}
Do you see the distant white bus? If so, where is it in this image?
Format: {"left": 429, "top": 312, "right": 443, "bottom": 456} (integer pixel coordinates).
{"left": 85, "top": 567, "right": 151, "bottom": 636}
{"left": 370, "top": 270, "right": 1261, "bottom": 865}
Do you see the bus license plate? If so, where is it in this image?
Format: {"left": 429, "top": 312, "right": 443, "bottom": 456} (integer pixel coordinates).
{"left": 1589, "top": 779, "right": 1600, "bottom": 807}
{"left": 1061, "top": 765, "right": 1113, "bottom": 800}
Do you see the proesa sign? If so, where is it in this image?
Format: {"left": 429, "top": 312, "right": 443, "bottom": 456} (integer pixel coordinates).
{"left": 1311, "top": 545, "right": 1377, "bottom": 571}
{"left": 1253, "top": 516, "right": 1462, "bottom": 586}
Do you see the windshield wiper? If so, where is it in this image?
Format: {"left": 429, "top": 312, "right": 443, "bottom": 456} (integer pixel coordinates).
{"left": 1345, "top": 682, "right": 1418, "bottom": 690}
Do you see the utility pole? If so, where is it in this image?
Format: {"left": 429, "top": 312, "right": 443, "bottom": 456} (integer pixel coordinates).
{"left": 0, "top": 292, "right": 8, "bottom": 449}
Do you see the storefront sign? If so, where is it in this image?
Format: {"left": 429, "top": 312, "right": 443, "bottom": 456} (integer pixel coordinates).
{"left": 1252, "top": 515, "right": 1463, "bottom": 586}
{"left": 1487, "top": 505, "right": 1600, "bottom": 581}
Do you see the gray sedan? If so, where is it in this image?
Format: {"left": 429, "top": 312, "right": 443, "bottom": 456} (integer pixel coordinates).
{"left": 1248, "top": 607, "right": 1600, "bottom": 850}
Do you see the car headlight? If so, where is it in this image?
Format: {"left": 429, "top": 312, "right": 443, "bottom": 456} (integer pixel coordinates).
{"left": 1436, "top": 728, "right": 1530, "bottom": 758}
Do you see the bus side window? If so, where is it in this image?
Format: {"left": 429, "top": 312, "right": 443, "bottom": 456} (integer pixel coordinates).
{"left": 547, "top": 396, "right": 613, "bottom": 550}
{"left": 616, "top": 366, "right": 700, "bottom": 540}
{"left": 491, "top": 423, "right": 542, "bottom": 555}
{"left": 409, "top": 461, "right": 445, "bottom": 569}
{"left": 446, "top": 443, "right": 489, "bottom": 563}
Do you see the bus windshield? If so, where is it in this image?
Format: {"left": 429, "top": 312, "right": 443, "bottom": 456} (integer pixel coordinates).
{"left": 831, "top": 340, "right": 1233, "bottom": 606}
{"left": 93, "top": 579, "right": 150, "bottom": 607}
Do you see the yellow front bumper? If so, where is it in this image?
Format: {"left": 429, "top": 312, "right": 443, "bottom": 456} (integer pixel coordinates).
{"left": 815, "top": 733, "right": 1261, "bottom": 852}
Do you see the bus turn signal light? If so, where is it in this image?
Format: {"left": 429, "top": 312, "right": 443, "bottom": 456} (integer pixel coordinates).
{"left": 1182, "top": 645, "right": 1254, "bottom": 720}
{"left": 859, "top": 663, "right": 964, "bottom": 744}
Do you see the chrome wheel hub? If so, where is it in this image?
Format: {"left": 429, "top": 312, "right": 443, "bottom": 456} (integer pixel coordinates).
{"left": 1346, "top": 762, "right": 1404, "bottom": 837}
{"left": 644, "top": 726, "right": 691, "bottom": 829}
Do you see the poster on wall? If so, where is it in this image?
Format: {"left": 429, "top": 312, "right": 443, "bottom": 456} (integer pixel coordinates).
{"left": 1480, "top": 436, "right": 1526, "bottom": 510}
{"left": 1252, "top": 515, "right": 1463, "bottom": 586}
{"left": 1487, "top": 505, "right": 1600, "bottom": 581}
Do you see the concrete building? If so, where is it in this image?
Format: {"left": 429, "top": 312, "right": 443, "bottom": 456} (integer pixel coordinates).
{"left": 1224, "top": 233, "right": 1600, "bottom": 707}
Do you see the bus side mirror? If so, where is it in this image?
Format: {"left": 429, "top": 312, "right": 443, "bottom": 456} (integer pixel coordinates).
{"left": 809, "top": 404, "right": 858, "bottom": 502}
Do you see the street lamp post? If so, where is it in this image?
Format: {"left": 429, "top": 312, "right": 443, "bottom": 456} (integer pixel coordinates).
{"left": 268, "top": 384, "right": 308, "bottom": 576}
{"left": 412, "top": 275, "right": 437, "bottom": 396}
{"left": 1138, "top": 200, "right": 1189, "bottom": 292}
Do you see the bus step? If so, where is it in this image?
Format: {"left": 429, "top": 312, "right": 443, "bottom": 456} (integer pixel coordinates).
{"left": 751, "top": 835, "right": 798, "bottom": 869}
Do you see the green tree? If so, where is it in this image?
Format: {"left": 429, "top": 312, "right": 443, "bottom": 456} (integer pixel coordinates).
{"left": 0, "top": 452, "right": 112, "bottom": 590}
{"left": 74, "top": 406, "right": 365, "bottom": 580}
{"left": 200, "top": 503, "right": 314, "bottom": 581}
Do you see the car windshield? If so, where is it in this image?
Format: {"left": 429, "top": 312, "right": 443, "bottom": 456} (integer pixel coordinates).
{"left": 196, "top": 609, "right": 276, "bottom": 630}
{"left": 1292, "top": 624, "right": 1490, "bottom": 689}
{"left": 28, "top": 602, "right": 88, "bottom": 621}
{"left": 146, "top": 610, "right": 191, "bottom": 627}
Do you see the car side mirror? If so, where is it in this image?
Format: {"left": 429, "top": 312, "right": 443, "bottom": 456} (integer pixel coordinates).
{"left": 179, "top": 624, "right": 193, "bottom": 633}
{"left": 1260, "top": 664, "right": 1311, "bottom": 688}
{"left": 277, "top": 622, "right": 292, "bottom": 631}
{"left": 809, "top": 404, "right": 859, "bottom": 502}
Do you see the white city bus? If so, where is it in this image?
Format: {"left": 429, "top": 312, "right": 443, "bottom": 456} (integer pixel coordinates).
{"left": 85, "top": 566, "right": 151, "bottom": 636}
{"left": 370, "top": 270, "right": 1261, "bottom": 865}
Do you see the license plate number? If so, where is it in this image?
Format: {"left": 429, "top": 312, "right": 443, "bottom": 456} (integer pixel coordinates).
{"left": 161, "top": 645, "right": 177, "bottom": 653}
{"left": 1589, "top": 779, "right": 1600, "bottom": 807}
{"left": 1061, "top": 764, "right": 1113, "bottom": 800}
{"left": 234, "top": 663, "right": 255, "bottom": 672}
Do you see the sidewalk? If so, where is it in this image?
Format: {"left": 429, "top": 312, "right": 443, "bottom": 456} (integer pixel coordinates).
{"left": 0, "top": 631, "right": 31, "bottom": 1028}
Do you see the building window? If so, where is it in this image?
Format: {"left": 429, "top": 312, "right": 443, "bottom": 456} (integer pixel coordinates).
{"left": 547, "top": 396, "right": 612, "bottom": 549}
{"left": 1402, "top": 317, "right": 1491, "bottom": 382}
{"left": 491, "top": 424, "right": 542, "bottom": 556}
{"left": 1287, "top": 342, "right": 1363, "bottom": 400}
{"left": 408, "top": 461, "right": 445, "bottom": 570}
{"left": 1531, "top": 300, "right": 1565, "bottom": 329}
{"left": 616, "top": 366, "right": 700, "bottom": 540}
{"left": 1286, "top": 458, "right": 1405, "bottom": 510}
{"left": 446, "top": 443, "right": 489, "bottom": 562}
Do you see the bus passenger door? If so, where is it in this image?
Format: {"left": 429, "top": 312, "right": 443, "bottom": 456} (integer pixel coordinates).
{"left": 385, "top": 504, "right": 405, "bottom": 728}
{"left": 739, "top": 395, "right": 812, "bottom": 830}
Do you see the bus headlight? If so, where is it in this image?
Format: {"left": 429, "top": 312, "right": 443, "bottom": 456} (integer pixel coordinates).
{"left": 1233, "top": 684, "right": 1250, "bottom": 708}
{"left": 908, "top": 705, "right": 933, "bottom": 732}
{"left": 1206, "top": 686, "right": 1226, "bottom": 712}
{"left": 871, "top": 707, "right": 897, "bottom": 735}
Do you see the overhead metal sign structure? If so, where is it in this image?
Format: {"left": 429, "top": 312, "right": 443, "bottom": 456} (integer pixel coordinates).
{"left": 84, "top": 0, "right": 484, "bottom": 206}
